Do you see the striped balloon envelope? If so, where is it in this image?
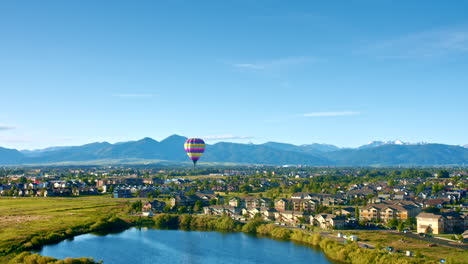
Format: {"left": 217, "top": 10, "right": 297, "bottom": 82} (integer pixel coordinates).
{"left": 184, "top": 138, "right": 206, "bottom": 166}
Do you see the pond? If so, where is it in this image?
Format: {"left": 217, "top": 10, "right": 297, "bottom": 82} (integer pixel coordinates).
{"left": 38, "top": 228, "right": 335, "bottom": 264}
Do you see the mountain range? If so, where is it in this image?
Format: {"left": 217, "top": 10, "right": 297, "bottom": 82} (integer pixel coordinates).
{"left": 0, "top": 135, "right": 467, "bottom": 166}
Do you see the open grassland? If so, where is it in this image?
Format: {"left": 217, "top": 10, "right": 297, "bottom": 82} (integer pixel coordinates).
{"left": 1, "top": 198, "right": 467, "bottom": 264}
{"left": 338, "top": 230, "right": 468, "bottom": 263}
{"left": 0, "top": 197, "right": 128, "bottom": 262}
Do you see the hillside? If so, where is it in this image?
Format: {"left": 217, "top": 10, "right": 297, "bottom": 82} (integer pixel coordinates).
{"left": 324, "top": 144, "right": 468, "bottom": 166}
{"left": 1, "top": 135, "right": 467, "bottom": 166}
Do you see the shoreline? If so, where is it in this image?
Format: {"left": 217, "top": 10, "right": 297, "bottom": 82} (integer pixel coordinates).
{"left": 20, "top": 214, "right": 441, "bottom": 264}
{"left": 4, "top": 213, "right": 465, "bottom": 264}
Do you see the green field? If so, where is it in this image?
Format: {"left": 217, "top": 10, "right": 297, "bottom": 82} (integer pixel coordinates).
{"left": 337, "top": 230, "right": 468, "bottom": 263}
{"left": 0, "top": 197, "right": 128, "bottom": 262}
{"left": 1, "top": 197, "right": 467, "bottom": 264}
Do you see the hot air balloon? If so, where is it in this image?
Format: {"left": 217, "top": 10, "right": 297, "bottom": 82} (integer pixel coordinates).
{"left": 184, "top": 138, "right": 205, "bottom": 167}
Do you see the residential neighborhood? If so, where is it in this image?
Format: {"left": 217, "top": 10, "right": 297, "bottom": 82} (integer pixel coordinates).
{"left": 1, "top": 166, "right": 467, "bottom": 238}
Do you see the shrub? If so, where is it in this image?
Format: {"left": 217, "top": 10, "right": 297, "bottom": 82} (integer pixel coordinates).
{"left": 153, "top": 214, "right": 179, "bottom": 229}
{"left": 8, "top": 252, "right": 98, "bottom": 264}
{"left": 241, "top": 218, "right": 263, "bottom": 233}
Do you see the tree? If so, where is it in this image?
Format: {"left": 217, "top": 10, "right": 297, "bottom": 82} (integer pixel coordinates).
{"left": 297, "top": 216, "right": 307, "bottom": 224}
{"left": 185, "top": 189, "right": 196, "bottom": 196}
{"left": 130, "top": 200, "right": 143, "bottom": 213}
{"left": 178, "top": 206, "right": 187, "bottom": 214}
{"left": 194, "top": 200, "right": 203, "bottom": 212}
{"left": 451, "top": 175, "right": 461, "bottom": 186}
{"left": 432, "top": 183, "right": 443, "bottom": 194}
{"left": 18, "top": 176, "right": 28, "bottom": 184}
{"left": 397, "top": 221, "right": 405, "bottom": 232}
{"left": 387, "top": 218, "right": 399, "bottom": 228}
{"left": 355, "top": 206, "right": 360, "bottom": 219}
{"left": 405, "top": 217, "right": 416, "bottom": 230}
{"left": 416, "top": 184, "right": 425, "bottom": 194}
{"left": 163, "top": 205, "right": 172, "bottom": 212}
{"left": 437, "top": 170, "right": 450, "bottom": 178}
{"left": 152, "top": 190, "right": 161, "bottom": 197}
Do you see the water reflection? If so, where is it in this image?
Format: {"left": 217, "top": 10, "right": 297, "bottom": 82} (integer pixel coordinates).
{"left": 39, "top": 228, "right": 334, "bottom": 264}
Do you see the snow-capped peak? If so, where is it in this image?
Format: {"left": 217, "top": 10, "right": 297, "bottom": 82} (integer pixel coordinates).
{"left": 360, "top": 140, "right": 409, "bottom": 149}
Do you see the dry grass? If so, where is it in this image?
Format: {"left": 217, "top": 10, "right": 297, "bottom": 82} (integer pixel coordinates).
{"left": 338, "top": 230, "right": 468, "bottom": 263}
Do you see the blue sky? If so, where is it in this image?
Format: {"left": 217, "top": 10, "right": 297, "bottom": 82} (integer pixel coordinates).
{"left": 1, "top": 0, "right": 468, "bottom": 149}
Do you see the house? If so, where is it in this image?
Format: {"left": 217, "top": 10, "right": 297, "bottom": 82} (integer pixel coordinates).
{"left": 314, "top": 214, "right": 347, "bottom": 230}
{"left": 273, "top": 210, "right": 307, "bottom": 224}
{"left": 360, "top": 202, "right": 421, "bottom": 222}
{"left": 261, "top": 208, "right": 277, "bottom": 221}
{"left": 424, "top": 198, "right": 450, "bottom": 208}
{"left": 291, "top": 199, "right": 317, "bottom": 212}
{"left": 240, "top": 207, "right": 275, "bottom": 220}
{"left": 123, "top": 178, "right": 144, "bottom": 185}
{"left": 244, "top": 197, "right": 271, "bottom": 208}
{"left": 143, "top": 178, "right": 164, "bottom": 185}
{"left": 77, "top": 187, "right": 99, "bottom": 196}
{"left": 204, "top": 205, "right": 241, "bottom": 216}
{"left": 195, "top": 193, "right": 224, "bottom": 205}
{"left": 393, "top": 191, "right": 409, "bottom": 200}
{"left": 242, "top": 207, "right": 263, "bottom": 218}
{"left": 47, "top": 188, "right": 72, "bottom": 197}
{"left": 334, "top": 207, "right": 355, "bottom": 217}
{"left": 274, "top": 198, "right": 290, "bottom": 211}
{"left": 347, "top": 189, "right": 376, "bottom": 199}
{"left": 142, "top": 211, "right": 154, "bottom": 217}
{"left": 229, "top": 197, "right": 242, "bottom": 207}
{"left": 113, "top": 189, "right": 132, "bottom": 198}
{"left": 417, "top": 212, "right": 443, "bottom": 234}
{"left": 443, "top": 211, "right": 467, "bottom": 234}
{"left": 170, "top": 195, "right": 199, "bottom": 207}
{"left": 229, "top": 197, "right": 271, "bottom": 209}
{"left": 51, "top": 181, "right": 68, "bottom": 188}
{"left": 291, "top": 192, "right": 314, "bottom": 199}
{"left": 143, "top": 200, "right": 166, "bottom": 212}
{"left": 416, "top": 211, "right": 466, "bottom": 234}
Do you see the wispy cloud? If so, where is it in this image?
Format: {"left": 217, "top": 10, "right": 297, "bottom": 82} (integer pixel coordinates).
{"left": 233, "top": 63, "right": 266, "bottom": 70}
{"left": 113, "top": 93, "right": 157, "bottom": 98}
{"left": 0, "top": 137, "right": 31, "bottom": 143}
{"left": 0, "top": 135, "right": 77, "bottom": 148}
{"left": 203, "top": 135, "right": 255, "bottom": 141}
{"left": 364, "top": 27, "right": 468, "bottom": 58}
{"left": 233, "top": 56, "right": 313, "bottom": 70}
{"left": 303, "top": 111, "right": 360, "bottom": 117}
{"left": 0, "top": 125, "right": 15, "bottom": 131}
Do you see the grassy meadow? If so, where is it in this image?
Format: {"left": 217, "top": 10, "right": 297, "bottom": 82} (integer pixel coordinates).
{"left": 1, "top": 197, "right": 467, "bottom": 264}
{"left": 0, "top": 196, "right": 128, "bottom": 262}
{"left": 335, "top": 230, "right": 468, "bottom": 263}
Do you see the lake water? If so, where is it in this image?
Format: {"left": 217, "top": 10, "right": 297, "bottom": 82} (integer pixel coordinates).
{"left": 38, "top": 228, "right": 335, "bottom": 264}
